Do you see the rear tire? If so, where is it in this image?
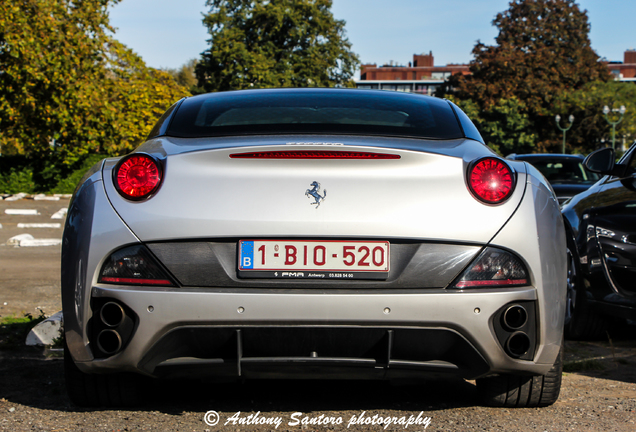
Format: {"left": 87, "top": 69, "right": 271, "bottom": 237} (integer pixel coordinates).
{"left": 564, "top": 240, "right": 608, "bottom": 340}
{"left": 477, "top": 339, "right": 563, "bottom": 407}
{"left": 64, "top": 340, "right": 142, "bottom": 407}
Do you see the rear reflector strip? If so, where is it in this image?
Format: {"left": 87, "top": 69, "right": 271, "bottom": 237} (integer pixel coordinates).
{"left": 229, "top": 151, "right": 400, "bottom": 159}
{"left": 454, "top": 279, "right": 528, "bottom": 288}
{"left": 99, "top": 277, "right": 174, "bottom": 286}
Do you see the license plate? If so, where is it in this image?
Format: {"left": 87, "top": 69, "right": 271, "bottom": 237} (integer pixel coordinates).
{"left": 238, "top": 240, "right": 390, "bottom": 280}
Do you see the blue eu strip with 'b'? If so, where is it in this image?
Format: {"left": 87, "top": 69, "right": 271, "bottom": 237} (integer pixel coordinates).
{"left": 241, "top": 241, "right": 254, "bottom": 269}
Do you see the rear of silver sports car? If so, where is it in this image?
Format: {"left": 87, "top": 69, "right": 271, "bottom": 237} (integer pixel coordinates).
{"left": 61, "top": 89, "right": 566, "bottom": 407}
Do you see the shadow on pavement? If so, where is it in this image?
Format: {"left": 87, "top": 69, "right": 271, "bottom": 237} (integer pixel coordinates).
{"left": 0, "top": 351, "right": 478, "bottom": 413}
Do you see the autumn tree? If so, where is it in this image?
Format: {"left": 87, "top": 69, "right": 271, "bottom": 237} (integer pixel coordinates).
{"left": 446, "top": 0, "right": 609, "bottom": 153}
{"left": 196, "top": 0, "right": 359, "bottom": 91}
{"left": 0, "top": 0, "right": 188, "bottom": 169}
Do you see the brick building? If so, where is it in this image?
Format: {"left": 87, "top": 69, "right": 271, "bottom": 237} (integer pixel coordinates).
{"left": 356, "top": 52, "right": 469, "bottom": 95}
{"left": 356, "top": 49, "right": 636, "bottom": 93}
{"left": 607, "top": 50, "right": 636, "bottom": 81}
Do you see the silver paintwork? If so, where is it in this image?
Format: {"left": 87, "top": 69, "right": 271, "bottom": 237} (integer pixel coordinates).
{"left": 87, "top": 286, "right": 547, "bottom": 375}
{"left": 62, "top": 135, "right": 566, "bottom": 379}
{"left": 102, "top": 139, "right": 526, "bottom": 244}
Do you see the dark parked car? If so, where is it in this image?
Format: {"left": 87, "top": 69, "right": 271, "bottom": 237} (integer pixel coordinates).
{"left": 507, "top": 154, "right": 601, "bottom": 204}
{"left": 561, "top": 144, "right": 636, "bottom": 339}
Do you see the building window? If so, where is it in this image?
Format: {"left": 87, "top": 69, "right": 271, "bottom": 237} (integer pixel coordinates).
{"left": 431, "top": 72, "right": 451, "bottom": 80}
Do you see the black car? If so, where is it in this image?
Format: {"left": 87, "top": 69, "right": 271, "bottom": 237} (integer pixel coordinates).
{"left": 561, "top": 144, "right": 636, "bottom": 339}
{"left": 507, "top": 154, "right": 601, "bottom": 205}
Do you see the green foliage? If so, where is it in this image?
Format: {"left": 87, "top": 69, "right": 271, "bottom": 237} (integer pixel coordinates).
{"left": 196, "top": 0, "right": 359, "bottom": 91}
{"left": 450, "top": 96, "right": 537, "bottom": 155}
{"left": 49, "top": 154, "right": 104, "bottom": 194}
{"left": 164, "top": 58, "right": 205, "bottom": 95}
{"left": 0, "top": 157, "right": 35, "bottom": 193}
{"left": 446, "top": 0, "right": 609, "bottom": 153}
{"left": 98, "top": 40, "right": 190, "bottom": 155}
{"left": 0, "top": 0, "right": 189, "bottom": 165}
{"left": 0, "top": 311, "right": 46, "bottom": 350}
{"left": 0, "top": 153, "right": 105, "bottom": 194}
{"left": 555, "top": 80, "right": 636, "bottom": 154}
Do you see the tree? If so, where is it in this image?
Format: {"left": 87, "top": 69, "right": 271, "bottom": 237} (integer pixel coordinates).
{"left": 196, "top": 0, "right": 359, "bottom": 91}
{"left": 446, "top": 0, "right": 610, "bottom": 153}
{"left": 164, "top": 58, "right": 204, "bottom": 94}
{"left": 555, "top": 80, "right": 636, "bottom": 155}
{"left": 0, "top": 0, "right": 188, "bottom": 169}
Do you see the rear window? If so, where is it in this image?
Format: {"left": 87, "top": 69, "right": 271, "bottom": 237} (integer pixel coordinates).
{"left": 165, "top": 89, "right": 464, "bottom": 140}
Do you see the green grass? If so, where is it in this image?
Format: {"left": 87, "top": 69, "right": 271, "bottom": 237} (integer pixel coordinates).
{"left": 0, "top": 312, "right": 46, "bottom": 350}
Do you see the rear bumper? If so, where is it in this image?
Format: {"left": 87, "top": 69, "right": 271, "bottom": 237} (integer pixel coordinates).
{"left": 72, "top": 285, "right": 555, "bottom": 379}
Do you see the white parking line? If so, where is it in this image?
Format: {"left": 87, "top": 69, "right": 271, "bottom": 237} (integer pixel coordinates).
{"left": 33, "top": 194, "right": 60, "bottom": 201}
{"left": 6, "top": 234, "right": 62, "bottom": 247}
{"left": 19, "top": 238, "right": 62, "bottom": 247}
{"left": 3, "top": 193, "right": 27, "bottom": 201}
{"left": 17, "top": 223, "right": 62, "bottom": 229}
{"left": 5, "top": 209, "right": 39, "bottom": 215}
{"left": 7, "top": 234, "right": 35, "bottom": 245}
{"left": 51, "top": 208, "right": 68, "bottom": 219}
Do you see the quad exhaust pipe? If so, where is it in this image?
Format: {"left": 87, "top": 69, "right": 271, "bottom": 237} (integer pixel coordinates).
{"left": 498, "top": 304, "right": 532, "bottom": 359}
{"left": 503, "top": 304, "right": 528, "bottom": 330}
{"left": 100, "top": 302, "right": 125, "bottom": 328}
{"left": 93, "top": 301, "right": 133, "bottom": 356}
{"left": 505, "top": 331, "right": 531, "bottom": 358}
{"left": 97, "top": 329, "right": 123, "bottom": 355}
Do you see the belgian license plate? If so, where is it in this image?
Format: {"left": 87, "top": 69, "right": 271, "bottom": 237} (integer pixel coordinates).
{"left": 238, "top": 240, "right": 390, "bottom": 280}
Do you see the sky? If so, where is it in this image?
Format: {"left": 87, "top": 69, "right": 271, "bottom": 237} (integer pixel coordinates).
{"left": 108, "top": 0, "right": 636, "bottom": 73}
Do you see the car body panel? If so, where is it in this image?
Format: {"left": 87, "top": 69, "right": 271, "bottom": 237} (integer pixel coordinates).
{"left": 489, "top": 165, "right": 566, "bottom": 362}
{"left": 146, "top": 241, "right": 482, "bottom": 288}
{"left": 103, "top": 139, "right": 526, "bottom": 245}
{"left": 61, "top": 166, "right": 140, "bottom": 362}
{"left": 86, "top": 285, "right": 549, "bottom": 378}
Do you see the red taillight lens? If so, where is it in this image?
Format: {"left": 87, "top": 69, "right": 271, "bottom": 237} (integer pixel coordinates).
{"left": 114, "top": 154, "right": 162, "bottom": 200}
{"left": 468, "top": 157, "right": 514, "bottom": 204}
{"left": 229, "top": 151, "right": 400, "bottom": 159}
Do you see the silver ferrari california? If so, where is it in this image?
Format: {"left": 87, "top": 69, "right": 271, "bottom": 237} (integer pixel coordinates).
{"left": 62, "top": 88, "right": 566, "bottom": 407}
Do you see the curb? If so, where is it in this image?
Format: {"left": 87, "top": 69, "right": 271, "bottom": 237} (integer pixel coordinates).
{"left": 26, "top": 311, "right": 63, "bottom": 346}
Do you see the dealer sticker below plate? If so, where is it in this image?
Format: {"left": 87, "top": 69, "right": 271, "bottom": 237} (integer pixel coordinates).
{"left": 238, "top": 240, "right": 390, "bottom": 280}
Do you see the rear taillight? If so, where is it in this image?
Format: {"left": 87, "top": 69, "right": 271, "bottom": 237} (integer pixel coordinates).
{"left": 114, "top": 154, "right": 162, "bottom": 200}
{"left": 468, "top": 157, "right": 514, "bottom": 204}
{"left": 99, "top": 245, "right": 176, "bottom": 287}
{"left": 452, "top": 247, "right": 528, "bottom": 289}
